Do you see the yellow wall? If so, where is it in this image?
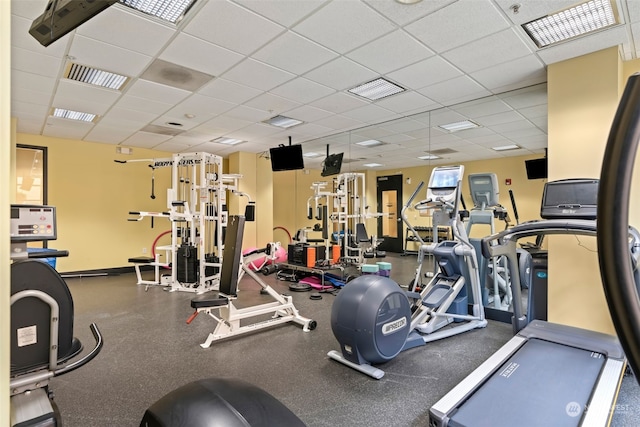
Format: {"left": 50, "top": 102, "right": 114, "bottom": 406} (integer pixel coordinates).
{"left": 15, "top": 134, "right": 174, "bottom": 272}
{"left": 546, "top": 47, "right": 629, "bottom": 334}
{"left": 228, "top": 151, "right": 274, "bottom": 249}
{"left": 2, "top": 0, "right": 10, "bottom": 419}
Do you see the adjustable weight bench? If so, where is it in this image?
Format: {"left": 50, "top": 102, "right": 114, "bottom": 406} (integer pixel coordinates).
{"left": 187, "top": 215, "right": 316, "bottom": 348}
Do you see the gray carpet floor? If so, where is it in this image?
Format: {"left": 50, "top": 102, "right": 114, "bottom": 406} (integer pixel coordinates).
{"left": 47, "top": 253, "right": 640, "bottom": 426}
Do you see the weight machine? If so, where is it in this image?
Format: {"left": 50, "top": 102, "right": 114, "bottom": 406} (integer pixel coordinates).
{"left": 121, "top": 152, "right": 255, "bottom": 294}
{"left": 187, "top": 215, "right": 316, "bottom": 347}
{"left": 304, "top": 172, "right": 385, "bottom": 269}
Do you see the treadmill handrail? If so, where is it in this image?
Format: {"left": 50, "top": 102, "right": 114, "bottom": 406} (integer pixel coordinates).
{"left": 480, "top": 219, "right": 597, "bottom": 259}
{"left": 598, "top": 72, "right": 640, "bottom": 381}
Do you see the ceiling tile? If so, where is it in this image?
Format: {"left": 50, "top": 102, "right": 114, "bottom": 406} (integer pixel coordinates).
{"left": 43, "top": 117, "right": 93, "bottom": 139}
{"left": 85, "top": 125, "right": 137, "bottom": 144}
{"left": 253, "top": 31, "right": 338, "bottom": 75}
{"left": 347, "top": 30, "right": 434, "bottom": 74}
{"left": 282, "top": 105, "right": 333, "bottom": 122}
{"left": 418, "top": 76, "right": 491, "bottom": 106}
{"left": 405, "top": 0, "right": 510, "bottom": 53}
{"left": 245, "top": 92, "right": 302, "bottom": 114}
{"left": 126, "top": 80, "right": 191, "bottom": 104}
{"left": 123, "top": 131, "right": 172, "bottom": 149}
{"left": 270, "top": 77, "right": 335, "bottom": 104}
{"left": 387, "top": 55, "right": 462, "bottom": 90}
{"left": 12, "top": 46, "right": 64, "bottom": 78}
{"left": 470, "top": 55, "right": 547, "bottom": 92}
{"left": 183, "top": 0, "right": 284, "bottom": 55}
{"left": 442, "top": 29, "right": 532, "bottom": 74}
{"left": 198, "top": 78, "right": 263, "bottom": 104}
{"left": 160, "top": 33, "right": 244, "bottom": 77}
{"left": 234, "top": 0, "right": 329, "bottom": 27}
{"left": 69, "top": 35, "right": 153, "bottom": 77}
{"left": 223, "top": 58, "right": 296, "bottom": 91}
{"left": 166, "top": 94, "right": 236, "bottom": 119}
{"left": 103, "top": 106, "right": 158, "bottom": 125}
{"left": 308, "top": 92, "right": 369, "bottom": 114}
{"left": 12, "top": 69, "right": 56, "bottom": 94}
{"left": 12, "top": 100, "right": 49, "bottom": 117}
{"left": 313, "top": 114, "right": 366, "bottom": 131}
{"left": 224, "top": 105, "right": 272, "bottom": 122}
{"left": 76, "top": 5, "right": 176, "bottom": 56}
{"left": 11, "top": 0, "right": 50, "bottom": 20}
{"left": 293, "top": 0, "right": 395, "bottom": 54}
{"left": 375, "top": 91, "right": 439, "bottom": 114}
{"left": 304, "top": 56, "right": 378, "bottom": 91}
{"left": 55, "top": 79, "right": 122, "bottom": 107}
{"left": 342, "top": 104, "right": 399, "bottom": 124}
{"left": 114, "top": 94, "right": 173, "bottom": 115}
{"left": 363, "top": 0, "right": 456, "bottom": 26}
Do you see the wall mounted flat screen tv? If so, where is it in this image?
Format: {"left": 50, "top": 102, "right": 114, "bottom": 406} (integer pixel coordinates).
{"left": 321, "top": 152, "right": 344, "bottom": 177}
{"left": 525, "top": 158, "right": 548, "bottom": 180}
{"left": 270, "top": 144, "right": 304, "bottom": 172}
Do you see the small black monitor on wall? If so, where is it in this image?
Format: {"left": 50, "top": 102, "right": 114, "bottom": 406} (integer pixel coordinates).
{"left": 321, "top": 152, "right": 344, "bottom": 177}
{"left": 525, "top": 158, "right": 548, "bottom": 180}
{"left": 269, "top": 144, "right": 304, "bottom": 172}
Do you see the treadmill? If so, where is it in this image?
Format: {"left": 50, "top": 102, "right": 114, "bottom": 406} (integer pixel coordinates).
{"left": 429, "top": 178, "right": 640, "bottom": 427}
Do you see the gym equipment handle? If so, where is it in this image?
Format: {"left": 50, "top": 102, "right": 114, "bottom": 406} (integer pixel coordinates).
{"left": 55, "top": 323, "right": 103, "bottom": 376}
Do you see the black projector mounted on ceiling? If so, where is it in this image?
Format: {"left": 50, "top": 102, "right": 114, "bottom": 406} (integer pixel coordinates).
{"left": 29, "top": 0, "right": 118, "bottom": 47}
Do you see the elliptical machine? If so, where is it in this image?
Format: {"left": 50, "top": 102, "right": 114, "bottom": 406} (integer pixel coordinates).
{"left": 10, "top": 205, "right": 102, "bottom": 426}
{"left": 327, "top": 166, "right": 487, "bottom": 379}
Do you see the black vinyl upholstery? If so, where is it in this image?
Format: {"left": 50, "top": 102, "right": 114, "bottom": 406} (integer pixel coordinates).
{"left": 140, "top": 378, "right": 307, "bottom": 427}
{"left": 11, "top": 259, "right": 82, "bottom": 375}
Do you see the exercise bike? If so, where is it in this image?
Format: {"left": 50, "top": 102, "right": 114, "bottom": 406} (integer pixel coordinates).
{"left": 10, "top": 204, "right": 103, "bottom": 426}
{"left": 327, "top": 165, "right": 487, "bottom": 379}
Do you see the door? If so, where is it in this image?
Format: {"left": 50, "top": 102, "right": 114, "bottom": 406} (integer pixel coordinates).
{"left": 377, "top": 174, "right": 403, "bottom": 253}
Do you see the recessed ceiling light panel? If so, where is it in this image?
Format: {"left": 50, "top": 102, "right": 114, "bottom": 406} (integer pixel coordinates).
{"left": 65, "top": 63, "right": 128, "bottom": 90}
{"left": 212, "top": 137, "right": 245, "bottom": 146}
{"left": 348, "top": 78, "right": 405, "bottom": 101}
{"left": 263, "top": 115, "right": 304, "bottom": 129}
{"left": 119, "top": 0, "right": 197, "bottom": 24}
{"left": 363, "top": 163, "right": 383, "bottom": 168}
{"left": 52, "top": 108, "right": 96, "bottom": 122}
{"left": 303, "top": 152, "right": 322, "bottom": 158}
{"left": 522, "top": 0, "right": 619, "bottom": 48}
{"left": 492, "top": 144, "right": 521, "bottom": 151}
{"left": 356, "top": 139, "right": 384, "bottom": 147}
{"left": 438, "top": 120, "right": 480, "bottom": 132}
{"left": 418, "top": 154, "right": 440, "bottom": 160}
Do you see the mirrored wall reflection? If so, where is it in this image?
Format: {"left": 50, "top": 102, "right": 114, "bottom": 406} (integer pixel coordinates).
{"left": 16, "top": 145, "right": 47, "bottom": 205}
{"left": 301, "top": 82, "right": 547, "bottom": 172}
{"left": 297, "top": 83, "right": 548, "bottom": 319}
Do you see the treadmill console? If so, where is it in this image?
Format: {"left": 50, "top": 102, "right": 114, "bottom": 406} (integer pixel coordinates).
{"left": 540, "top": 179, "right": 598, "bottom": 220}
{"left": 10, "top": 205, "right": 57, "bottom": 242}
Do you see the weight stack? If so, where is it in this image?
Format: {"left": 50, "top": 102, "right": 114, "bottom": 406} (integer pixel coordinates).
{"left": 177, "top": 243, "right": 198, "bottom": 283}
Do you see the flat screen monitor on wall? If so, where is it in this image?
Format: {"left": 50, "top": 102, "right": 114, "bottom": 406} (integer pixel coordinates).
{"left": 269, "top": 144, "right": 304, "bottom": 172}
{"left": 525, "top": 158, "right": 548, "bottom": 180}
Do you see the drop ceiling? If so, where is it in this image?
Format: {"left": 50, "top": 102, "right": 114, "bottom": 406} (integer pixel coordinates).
{"left": 10, "top": 0, "right": 640, "bottom": 170}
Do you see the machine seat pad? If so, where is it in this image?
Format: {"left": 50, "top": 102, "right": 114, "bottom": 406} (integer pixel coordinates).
{"left": 128, "top": 256, "right": 155, "bottom": 264}
{"left": 191, "top": 295, "right": 230, "bottom": 309}
{"left": 375, "top": 251, "right": 386, "bottom": 258}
